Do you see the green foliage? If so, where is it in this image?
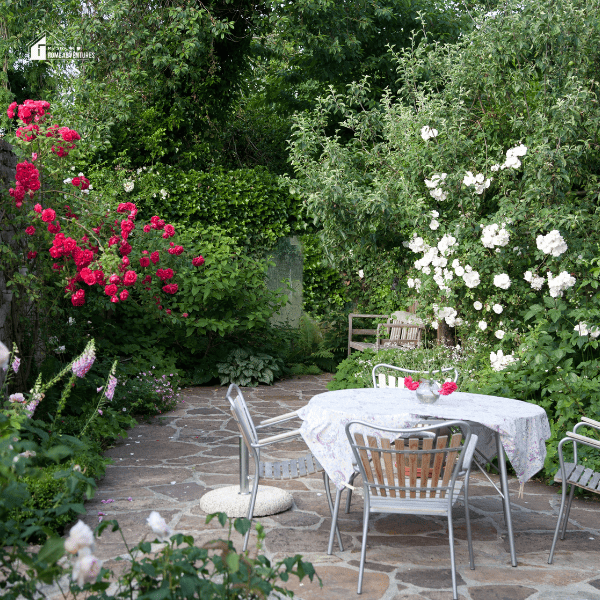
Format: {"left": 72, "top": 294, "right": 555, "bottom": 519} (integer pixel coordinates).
{"left": 217, "top": 348, "right": 284, "bottom": 387}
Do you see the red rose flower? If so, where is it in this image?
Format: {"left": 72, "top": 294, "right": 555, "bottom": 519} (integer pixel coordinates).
{"left": 71, "top": 289, "right": 85, "bottom": 306}
{"left": 41, "top": 208, "right": 56, "bottom": 222}
{"left": 150, "top": 251, "right": 160, "bottom": 264}
{"left": 192, "top": 256, "right": 204, "bottom": 267}
{"left": 119, "top": 289, "right": 129, "bottom": 301}
{"left": 182, "top": 313, "right": 188, "bottom": 318}
{"left": 142, "top": 275, "right": 152, "bottom": 285}
{"left": 47, "top": 222, "right": 61, "bottom": 234}
{"left": 439, "top": 381, "right": 458, "bottom": 396}
{"left": 110, "top": 295, "right": 119, "bottom": 303}
{"left": 104, "top": 283, "right": 118, "bottom": 296}
{"left": 109, "top": 274, "right": 121, "bottom": 285}
{"left": 7, "top": 101, "right": 17, "bottom": 119}
{"left": 162, "top": 224, "right": 175, "bottom": 238}
{"left": 143, "top": 224, "right": 151, "bottom": 233}
{"left": 25, "top": 226, "right": 35, "bottom": 235}
{"left": 403, "top": 376, "right": 421, "bottom": 391}
{"left": 140, "top": 256, "right": 150, "bottom": 267}
{"left": 162, "top": 283, "right": 178, "bottom": 294}
{"left": 27, "top": 251, "right": 37, "bottom": 259}
{"left": 123, "top": 270, "right": 137, "bottom": 286}
{"left": 34, "top": 204, "right": 42, "bottom": 213}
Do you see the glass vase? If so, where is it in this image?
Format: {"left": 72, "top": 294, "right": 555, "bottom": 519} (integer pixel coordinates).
{"left": 415, "top": 380, "right": 440, "bottom": 404}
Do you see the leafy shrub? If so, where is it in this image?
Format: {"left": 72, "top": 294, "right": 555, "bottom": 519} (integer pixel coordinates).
{"left": 217, "top": 348, "right": 284, "bottom": 387}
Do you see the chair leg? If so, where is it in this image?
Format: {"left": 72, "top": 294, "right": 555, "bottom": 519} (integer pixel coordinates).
{"left": 327, "top": 485, "right": 344, "bottom": 555}
{"left": 447, "top": 506, "right": 458, "bottom": 600}
{"left": 358, "top": 502, "right": 369, "bottom": 595}
{"left": 345, "top": 471, "right": 358, "bottom": 513}
{"left": 323, "top": 472, "right": 344, "bottom": 552}
{"left": 548, "top": 482, "right": 570, "bottom": 564}
{"left": 560, "top": 484, "right": 576, "bottom": 540}
{"left": 463, "top": 477, "right": 475, "bottom": 570}
{"left": 243, "top": 471, "right": 260, "bottom": 552}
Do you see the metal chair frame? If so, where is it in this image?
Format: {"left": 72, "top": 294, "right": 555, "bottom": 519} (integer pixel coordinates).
{"left": 225, "top": 383, "right": 342, "bottom": 551}
{"left": 335, "top": 420, "right": 476, "bottom": 598}
{"left": 372, "top": 363, "right": 459, "bottom": 388}
{"left": 548, "top": 416, "right": 600, "bottom": 564}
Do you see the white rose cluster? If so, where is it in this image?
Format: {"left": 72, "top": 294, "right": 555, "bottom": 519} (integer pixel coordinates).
{"left": 407, "top": 235, "right": 429, "bottom": 253}
{"left": 490, "top": 349, "right": 517, "bottom": 371}
{"left": 421, "top": 126, "right": 439, "bottom": 141}
{"left": 123, "top": 180, "right": 135, "bottom": 193}
{"left": 437, "top": 234, "right": 457, "bottom": 256}
{"left": 524, "top": 270, "right": 545, "bottom": 290}
{"left": 481, "top": 223, "right": 510, "bottom": 249}
{"left": 491, "top": 144, "right": 528, "bottom": 171}
{"left": 574, "top": 322, "right": 600, "bottom": 338}
{"left": 547, "top": 271, "right": 576, "bottom": 298}
{"left": 425, "top": 173, "right": 447, "bottom": 201}
{"left": 64, "top": 521, "right": 101, "bottom": 587}
{"left": 536, "top": 230, "right": 568, "bottom": 257}
{"left": 463, "top": 171, "right": 491, "bottom": 194}
{"left": 434, "top": 305, "right": 463, "bottom": 327}
{"left": 407, "top": 277, "right": 422, "bottom": 291}
{"left": 493, "top": 273, "right": 511, "bottom": 290}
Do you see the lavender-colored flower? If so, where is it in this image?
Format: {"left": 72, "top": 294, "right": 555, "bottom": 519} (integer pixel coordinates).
{"left": 12, "top": 357, "right": 20, "bottom": 373}
{"left": 105, "top": 375, "right": 117, "bottom": 400}
{"left": 25, "top": 399, "right": 40, "bottom": 417}
{"left": 72, "top": 346, "right": 96, "bottom": 378}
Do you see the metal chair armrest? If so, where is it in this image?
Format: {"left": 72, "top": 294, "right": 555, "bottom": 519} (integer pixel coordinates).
{"left": 566, "top": 431, "right": 600, "bottom": 449}
{"left": 257, "top": 428, "right": 303, "bottom": 447}
{"left": 256, "top": 411, "right": 300, "bottom": 428}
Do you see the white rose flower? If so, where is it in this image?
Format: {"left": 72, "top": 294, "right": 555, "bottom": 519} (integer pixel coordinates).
{"left": 421, "top": 126, "right": 439, "bottom": 140}
{"left": 490, "top": 164, "right": 501, "bottom": 172}
{"left": 493, "top": 273, "right": 511, "bottom": 290}
{"left": 408, "top": 236, "right": 428, "bottom": 253}
{"left": 64, "top": 521, "right": 95, "bottom": 554}
{"left": 574, "top": 322, "right": 589, "bottom": 336}
{"left": 464, "top": 265, "right": 473, "bottom": 273}
{"left": 490, "top": 349, "right": 516, "bottom": 371}
{"left": 430, "top": 219, "right": 440, "bottom": 230}
{"left": 493, "top": 304, "right": 503, "bottom": 314}
{"left": 147, "top": 511, "right": 172, "bottom": 541}
{"left": 422, "top": 266, "right": 431, "bottom": 275}
{"left": 407, "top": 278, "right": 415, "bottom": 288}
{"left": 523, "top": 271, "right": 533, "bottom": 282}
{"left": 478, "top": 321, "right": 487, "bottom": 331}
{"left": 463, "top": 270, "right": 481, "bottom": 288}
{"left": 429, "top": 188, "right": 447, "bottom": 201}
{"left": 72, "top": 554, "right": 101, "bottom": 587}
{"left": 358, "top": 269, "right": 364, "bottom": 279}
{"left": 431, "top": 210, "right": 439, "bottom": 218}
{"left": 474, "top": 301, "right": 483, "bottom": 310}
{"left": 536, "top": 230, "right": 567, "bottom": 257}
{"left": 495, "top": 330, "right": 505, "bottom": 339}
{"left": 547, "top": 271, "right": 576, "bottom": 297}
{"left": 463, "top": 171, "right": 476, "bottom": 186}
{"left": 454, "top": 265, "right": 465, "bottom": 277}
{"left": 530, "top": 276, "right": 545, "bottom": 291}
{"left": 123, "top": 180, "right": 134, "bottom": 193}
{"left": 413, "top": 278, "right": 422, "bottom": 291}
{"left": 431, "top": 320, "right": 439, "bottom": 329}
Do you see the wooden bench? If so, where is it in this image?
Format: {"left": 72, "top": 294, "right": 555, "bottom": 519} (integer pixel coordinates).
{"left": 348, "top": 311, "right": 425, "bottom": 356}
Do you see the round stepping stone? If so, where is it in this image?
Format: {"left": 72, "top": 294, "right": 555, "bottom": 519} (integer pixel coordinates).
{"left": 199, "top": 485, "right": 293, "bottom": 517}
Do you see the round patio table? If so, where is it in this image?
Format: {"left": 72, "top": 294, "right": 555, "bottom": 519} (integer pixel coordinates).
{"left": 297, "top": 388, "right": 551, "bottom": 567}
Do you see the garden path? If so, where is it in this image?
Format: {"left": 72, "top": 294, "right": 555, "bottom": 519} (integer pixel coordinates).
{"left": 58, "top": 375, "right": 600, "bottom": 599}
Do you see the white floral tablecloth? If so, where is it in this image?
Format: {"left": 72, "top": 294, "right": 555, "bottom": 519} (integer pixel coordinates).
{"left": 297, "top": 388, "right": 551, "bottom": 490}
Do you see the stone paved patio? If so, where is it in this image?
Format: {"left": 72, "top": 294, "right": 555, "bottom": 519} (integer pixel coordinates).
{"left": 76, "top": 375, "right": 599, "bottom": 599}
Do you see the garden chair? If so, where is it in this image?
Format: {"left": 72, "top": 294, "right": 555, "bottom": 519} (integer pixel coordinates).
{"left": 548, "top": 416, "right": 600, "bottom": 564}
{"left": 339, "top": 363, "right": 461, "bottom": 515}
{"left": 347, "top": 312, "right": 425, "bottom": 356}
{"left": 225, "top": 383, "right": 342, "bottom": 552}
{"left": 339, "top": 420, "right": 477, "bottom": 598}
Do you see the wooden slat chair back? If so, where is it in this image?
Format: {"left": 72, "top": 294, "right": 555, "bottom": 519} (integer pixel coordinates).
{"left": 342, "top": 420, "right": 476, "bottom": 598}
{"left": 549, "top": 416, "right": 600, "bottom": 564}
{"left": 372, "top": 363, "right": 459, "bottom": 389}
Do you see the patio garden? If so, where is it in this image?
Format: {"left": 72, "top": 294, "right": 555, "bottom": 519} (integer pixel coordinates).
{"left": 0, "top": 0, "right": 599, "bottom": 596}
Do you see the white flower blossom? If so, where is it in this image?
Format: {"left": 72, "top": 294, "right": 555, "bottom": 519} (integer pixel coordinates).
{"left": 490, "top": 164, "right": 501, "bottom": 172}
{"left": 437, "top": 235, "right": 457, "bottom": 256}
{"left": 421, "top": 266, "right": 431, "bottom": 275}
{"left": 574, "top": 322, "right": 600, "bottom": 338}
{"left": 463, "top": 270, "right": 481, "bottom": 288}
{"left": 430, "top": 219, "right": 440, "bottom": 230}
{"left": 493, "top": 304, "right": 503, "bottom": 314}
{"left": 490, "top": 349, "right": 516, "bottom": 371}
{"left": 454, "top": 265, "right": 465, "bottom": 277}
{"left": 463, "top": 171, "right": 476, "bottom": 186}
{"left": 421, "top": 126, "right": 439, "bottom": 141}
{"left": 503, "top": 154, "right": 521, "bottom": 169}
{"left": 524, "top": 271, "right": 533, "bottom": 282}
{"left": 474, "top": 301, "right": 483, "bottom": 310}
{"left": 424, "top": 173, "right": 447, "bottom": 189}
{"left": 123, "top": 180, "right": 134, "bottom": 193}
{"left": 63, "top": 177, "right": 73, "bottom": 184}
{"left": 431, "top": 210, "right": 439, "bottom": 218}
{"left": 478, "top": 321, "right": 487, "bottom": 331}
{"left": 493, "top": 273, "right": 511, "bottom": 290}
{"left": 431, "top": 320, "right": 439, "bottom": 329}
{"left": 72, "top": 554, "right": 101, "bottom": 587}
{"left": 547, "top": 271, "right": 576, "bottom": 298}
{"left": 429, "top": 188, "right": 447, "bottom": 201}
{"left": 408, "top": 236, "right": 428, "bottom": 253}
{"left": 147, "top": 511, "right": 172, "bottom": 541}
{"left": 358, "top": 269, "right": 364, "bottom": 279}
{"left": 530, "top": 276, "right": 545, "bottom": 290}
{"left": 536, "top": 230, "right": 567, "bottom": 257}
{"left": 495, "top": 330, "right": 505, "bottom": 339}
{"left": 481, "top": 223, "right": 510, "bottom": 249}
{"left": 64, "top": 521, "right": 95, "bottom": 555}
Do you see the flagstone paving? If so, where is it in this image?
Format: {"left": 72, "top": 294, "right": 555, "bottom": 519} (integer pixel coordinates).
{"left": 76, "top": 375, "right": 600, "bottom": 599}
